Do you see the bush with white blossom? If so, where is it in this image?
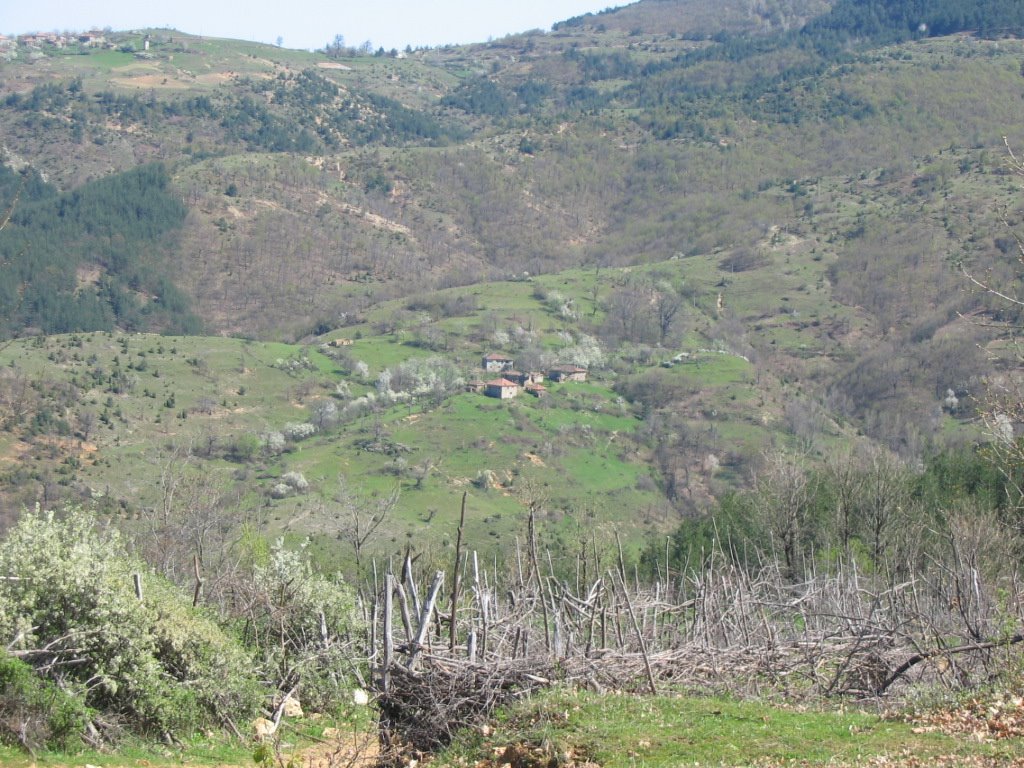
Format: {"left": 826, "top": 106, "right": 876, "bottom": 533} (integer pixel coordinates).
{"left": 0, "top": 508, "right": 261, "bottom": 742}
{"left": 281, "top": 471, "right": 309, "bottom": 492}
{"left": 283, "top": 421, "right": 317, "bottom": 442}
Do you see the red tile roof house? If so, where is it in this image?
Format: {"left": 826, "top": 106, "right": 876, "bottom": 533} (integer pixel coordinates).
{"left": 484, "top": 378, "right": 519, "bottom": 399}
{"left": 547, "top": 365, "right": 588, "bottom": 383}
{"left": 482, "top": 353, "right": 515, "bottom": 372}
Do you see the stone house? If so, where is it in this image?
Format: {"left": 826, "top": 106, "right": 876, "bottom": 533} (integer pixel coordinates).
{"left": 484, "top": 378, "right": 518, "bottom": 399}
{"left": 502, "top": 370, "right": 544, "bottom": 386}
{"left": 548, "top": 365, "right": 588, "bottom": 383}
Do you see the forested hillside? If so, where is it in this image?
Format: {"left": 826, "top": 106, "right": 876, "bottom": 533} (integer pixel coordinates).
{"left": 0, "top": 163, "right": 199, "bottom": 336}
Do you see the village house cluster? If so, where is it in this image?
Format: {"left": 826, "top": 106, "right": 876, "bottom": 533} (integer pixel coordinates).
{"left": 471, "top": 353, "right": 587, "bottom": 400}
{"left": 3, "top": 30, "right": 109, "bottom": 50}
{"left": 1, "top": 30, "right": 120, "bottom": 61}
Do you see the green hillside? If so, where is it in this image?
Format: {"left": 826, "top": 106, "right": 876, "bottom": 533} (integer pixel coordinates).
{"left": 0, "top": 258, "right": 781, "bottom": 563}
{"left": 2, "top": 0, "right": 1023, "bottom": 549}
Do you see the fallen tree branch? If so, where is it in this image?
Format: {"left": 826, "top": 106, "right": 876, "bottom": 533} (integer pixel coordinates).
{"left": 876, "top": 633, "right": 1024, "bottom": 695}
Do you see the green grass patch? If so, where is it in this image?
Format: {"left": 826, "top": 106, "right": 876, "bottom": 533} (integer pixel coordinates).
{"left": 440, "top": 689, "right": 1022, "bottom": 767}
{"left": 82, "top": 49, "right": 138, "bottom": 70}
{"left": 0, "top": 707, "right": 376, "bottom": 767}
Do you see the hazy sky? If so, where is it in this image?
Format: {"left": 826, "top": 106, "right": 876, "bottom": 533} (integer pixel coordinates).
{"left": 4, "top": 1, "right": 628, "bottom": 51}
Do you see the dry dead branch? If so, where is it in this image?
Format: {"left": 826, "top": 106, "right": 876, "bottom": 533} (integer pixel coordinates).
{"left": 367, "top": 541, "right": 1024, "bottom": 759}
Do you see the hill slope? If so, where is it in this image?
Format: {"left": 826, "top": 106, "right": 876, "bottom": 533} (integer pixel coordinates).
{"left": 0, "top": 0, "right": 1023, "bottom": 549}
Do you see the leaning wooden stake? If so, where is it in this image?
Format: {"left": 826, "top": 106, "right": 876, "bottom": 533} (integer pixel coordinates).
{"left": 403, "top": 552, "right": 421, "bottom": 618}
{"left": 395, "top": 581, "right": 413, "bottom": 643}
{"left": 382, "top": 573, "right": 394, "bottom": 692}
{"left": 616, "top": 533, "right": 657, "bottom": 695}
{"left": 407, "top": 570, "right": 445, "bottom": 670}
{"left": 449, "top": 491, "right": 467, "bottom": 653}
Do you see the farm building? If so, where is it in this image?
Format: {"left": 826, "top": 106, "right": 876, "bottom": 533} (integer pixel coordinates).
{"left": 548, "top": 365, "right": 588, "bottom": 383}
{"left": 482, "top": 353, "right": 515, "bottom": 372}
{"left": 484, "top": 379, "right": 519, "bottom": 399}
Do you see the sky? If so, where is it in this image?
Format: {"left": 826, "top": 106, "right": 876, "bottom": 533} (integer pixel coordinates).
{"left": 4, "top": 1, "right": 628, "bottom": 52}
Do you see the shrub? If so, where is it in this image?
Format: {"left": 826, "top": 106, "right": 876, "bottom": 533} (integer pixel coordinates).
{"left": 283, "top": 422, "right": 317, "bottom": 441}
{"left": 0, "top": 653, "right": 89, "bottom": 751}
{"left": 262, "top": 431, "right": 286, "bottom": 454}
{"left": 473, "top": 470, "right": 496, "bottom": 491}
{"left": 281, "top": 471, "right": 309, "bottom": 492}
{"left": 341, "top": 392, "right": 380, "bottom": 421}
{"left": 240, "top": 541, "right": 363, "bottom": 712}
{"left": 0, "top": 508, "right": 261, "bottom": 742}
{"left": 227, "top": 432, "right": 260, "bottom": 462}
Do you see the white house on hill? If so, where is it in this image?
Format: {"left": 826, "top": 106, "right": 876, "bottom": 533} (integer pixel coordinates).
{"left": 482, "top": 353, "right": 514, "bottom": 372}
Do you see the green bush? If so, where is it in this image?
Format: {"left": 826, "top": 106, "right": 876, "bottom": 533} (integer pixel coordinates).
{"left": 0, "top": 507, "right": 261, "bottom": 743}
{"left": 242, "top": 540, "right": 363, "bottom": 713}
{"left": 0, "top": 653, "right": 90, "bottom": 751}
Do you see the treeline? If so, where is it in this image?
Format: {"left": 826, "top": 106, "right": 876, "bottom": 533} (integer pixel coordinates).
{"left": 441, "top": 77, "right": 553, "bottom": 118}
{"left": 805, "top": 0, "right": 1024, "bottom": 48}
{"left": 603, "top": 0, "right": 1024, "bottom": 137}
{"left": 5, "top": 79, "right": 216, "bottom": 142}
{"left": 646, "top": 445, "right": 1021, "bottom": 581}
{"left": 0, "top": 163, "right": 200, "bottom": 338}
{"left": 226, "top": 70, "right": 460, "bottom": 149}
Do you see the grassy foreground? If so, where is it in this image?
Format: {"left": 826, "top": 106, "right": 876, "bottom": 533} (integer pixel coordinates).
{"left": 0, "top": 706, "right": 376, "bottom": 767}
{"left": 437, "top": 689, "right": 1024, "bottom": 767}
{"left": 0, "top": 689, "right": 1020, "bottom": 767}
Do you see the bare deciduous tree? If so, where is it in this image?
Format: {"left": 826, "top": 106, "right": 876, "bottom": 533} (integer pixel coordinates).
{"left": 138, "top": 446, "right": 251, "bottom": 603}
{"left": 653, "top": 280, "right": 685, "bottom": 345}
{"left": 329, "top": 479, "right": 400, "bottom": 568}
{"left": 752, "top": 451, "right": 819, "bottom": 578}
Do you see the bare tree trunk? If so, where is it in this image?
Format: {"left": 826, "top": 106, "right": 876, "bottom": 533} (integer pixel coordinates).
{"left": 449, "top": 492, "right": 467, "bottom": 653}
{"left": 407, "top": 571, "right": 445, "bottom": 671}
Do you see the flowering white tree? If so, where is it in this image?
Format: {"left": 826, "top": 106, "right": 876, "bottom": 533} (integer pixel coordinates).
{"left": 240, "top": 538, "right": 362, "bottom": 710}
{"left": 562, "top": 333, "right": 606, "bottom": 369}
{"left": 281, "top": 471, "right": 309, "bottom": 492}
{"left": 283, "top": 421, "right": 317, "bottom": 441}
{"left": 262, "top": 430, "right": 286, "bottom": 454}
{"left": 379, "top": 356, "right": 464, "bottom": 403}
